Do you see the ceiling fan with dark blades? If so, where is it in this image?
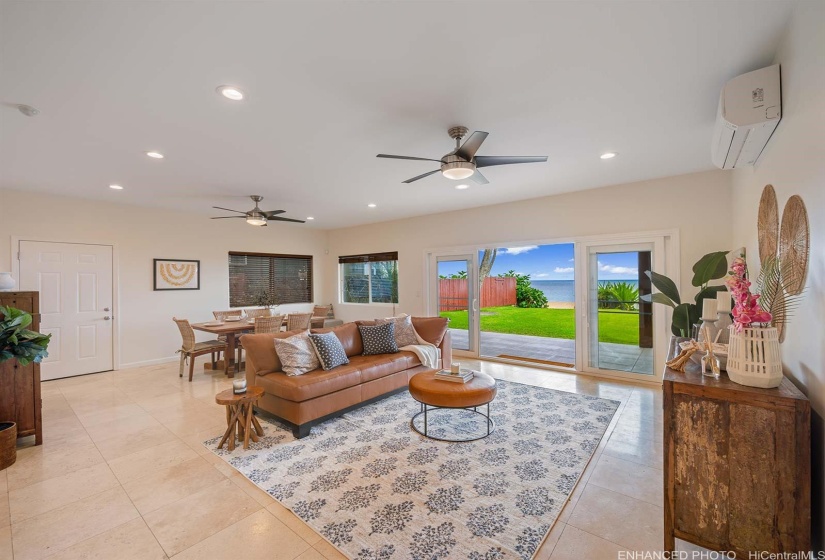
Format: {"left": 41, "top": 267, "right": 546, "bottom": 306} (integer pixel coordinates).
{"left": 377, "top": 126, "right": 548, "bottom": 184}
{"left": 211, "top": 195, "right": 305, "bottom": 226}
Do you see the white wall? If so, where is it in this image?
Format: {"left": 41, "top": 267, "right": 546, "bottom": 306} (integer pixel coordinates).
{"left": 730, "top": 1, "right": 825, "bottom": 547}
{"left": 323, "top": 169, "right": 733, "bottom": 324}
{"left": 0, "top": 189, "right": 329, "bottom": 367}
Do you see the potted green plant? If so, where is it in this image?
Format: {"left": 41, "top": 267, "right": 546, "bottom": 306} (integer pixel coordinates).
{"left": 0, "top": 305, "right": 51, "bottom": 469}
{"left": 640, "top": 251, "right": 730, "bottom": 336}
{"left": 253, "top": 290, "right": 280, "bottom": 315}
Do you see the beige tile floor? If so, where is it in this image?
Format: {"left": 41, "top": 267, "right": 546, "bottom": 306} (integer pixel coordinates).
{"left": 0, "top": 359, "right": 668, "bottom": 560}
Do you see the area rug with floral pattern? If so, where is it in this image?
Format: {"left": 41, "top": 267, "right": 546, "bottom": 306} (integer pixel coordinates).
{"left": 205, "top": 379, "right": 619, "bottom": 560}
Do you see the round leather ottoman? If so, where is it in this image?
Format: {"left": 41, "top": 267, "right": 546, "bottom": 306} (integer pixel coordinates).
{"left": 408, "top": 370, "right": 497, "bottom": 442}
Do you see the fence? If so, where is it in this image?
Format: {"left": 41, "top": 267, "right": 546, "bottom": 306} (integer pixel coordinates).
{"left": 438, "top": 277, "right": 517, "bottom": 311}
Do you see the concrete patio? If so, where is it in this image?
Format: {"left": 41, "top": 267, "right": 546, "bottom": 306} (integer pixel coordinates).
{"left": 448, "top": 329, "right": 653, "bottom": 374}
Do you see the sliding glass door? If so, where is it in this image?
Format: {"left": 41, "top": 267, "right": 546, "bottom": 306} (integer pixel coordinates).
{"left": 579, "top": 238, "right": 666, "bottom": 381}
{"left": 435, "top": 254, "right": 478, "bottom": 354}
{"left": 428, "top": 232, "right": 672, "bottom": 381}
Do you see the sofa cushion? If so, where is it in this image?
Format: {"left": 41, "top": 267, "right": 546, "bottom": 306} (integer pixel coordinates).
{"left": 348, "top": 351, "right": 420, "bottom": 383}
{"left": 256, "top": 365, "right": 362, "bottom": 402}
{"left": 274, "top": 332, "right": 321, "bottom": 376}
{"left": 377, "top": 314, "right": 419, "bottom": 347}
{"left": 411, "top": 316, "right": 449, "bottom": 346}
{"left": 359, "top": 322, "right": 398, "bottom": 355}
{"left": 308, "top": 331, "right": 349, "bottom": 371}
{"left": 240, "top": 330, "right": 304, "bottom": 375}
{"left": 310, "top": 322, "right": 363, "bottom": 357}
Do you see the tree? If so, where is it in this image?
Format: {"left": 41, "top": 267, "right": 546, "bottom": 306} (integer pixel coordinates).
{"left": 478, "top": 249, "right": 497, "bottom": 295}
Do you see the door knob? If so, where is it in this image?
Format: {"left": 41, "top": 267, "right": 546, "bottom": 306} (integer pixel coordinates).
{"left": 104, "top": 307, "right": 110, "bottom": 312}
{"left": 103, "top": 316, "right": 111, "bottom": 321}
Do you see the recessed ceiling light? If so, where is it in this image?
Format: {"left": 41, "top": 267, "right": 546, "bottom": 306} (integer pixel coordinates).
{"left": 367, "top": 203, "right": 377, "bottom": 208}
{"left": 109, "top": 184, "right": 123, "bottom": 190}
{"left": 146, "top": 151, "right": 164, "bottom": 159}
{"left": 455, "top": 184, "right": 470, "bottom": 190}
{"left": 306, "top": 216, "right": 315, "bottom": 220}
{"left": 216, "top": 85, "right": 244, "bottom": 101}
{"left": 600, "top": 152, "right": 617, "bottom": 159}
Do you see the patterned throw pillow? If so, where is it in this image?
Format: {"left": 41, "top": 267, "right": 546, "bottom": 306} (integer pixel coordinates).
{"left": 308, "top": 331, "right": 349, "bottom": 371}
{"left": 358, "top": 322, "right": 399, "bottom": 355}
{"left": 377, "top": 314, "right": 419, "bottom": 347}
{"left": 274, "top": 332, "right": 320, "bottom": 376}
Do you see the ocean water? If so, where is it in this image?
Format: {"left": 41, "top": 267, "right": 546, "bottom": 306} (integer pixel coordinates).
{"left": 530, "top": 280, "right": 639, "bottom": 302}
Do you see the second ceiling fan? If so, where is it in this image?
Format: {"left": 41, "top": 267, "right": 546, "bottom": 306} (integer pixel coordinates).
{"left": 377, "top": 126, "right": 548, "bottom": 184}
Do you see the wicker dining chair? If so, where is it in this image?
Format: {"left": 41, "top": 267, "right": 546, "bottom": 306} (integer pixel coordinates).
{"left": 172, "top": 317, "right": 227, "bottom": 382}
{"left": 312, "top": 305, "right": 331, "bottom": 318}
{"left": 254, "top": 315, "right": 285, "bottom": 334}
{"left": 213, "top": 310, "right": 242, "bottom": 321}
{"left": 286, "top": 312, "right": 313, "bottom": 331}
{"left": 212, "top": 310, "right": 252, "bottom": 366}
{"left": 244, "top": 308, "right": 271, "bottom": 319}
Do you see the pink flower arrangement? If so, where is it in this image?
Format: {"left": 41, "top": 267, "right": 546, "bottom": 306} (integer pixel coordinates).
{"left": 724, "top": 256, "right": 772, "bottom": 332}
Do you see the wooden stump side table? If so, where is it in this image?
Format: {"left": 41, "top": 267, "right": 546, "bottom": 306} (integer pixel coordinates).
{"left": 215, "top": 386, "right": 265, "bottom": 451}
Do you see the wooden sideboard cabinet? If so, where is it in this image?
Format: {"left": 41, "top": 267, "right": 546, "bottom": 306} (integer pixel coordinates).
{"left": 663, "top": 337, "right": 810, "bottom": 555}
{"left": 0, "top": 291, "right": 43, "bottom": 445}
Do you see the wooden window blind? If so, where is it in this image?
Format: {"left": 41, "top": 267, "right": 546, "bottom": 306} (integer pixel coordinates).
{"left": 228, "top": 251, "right": 313, "bottom": 307}
{"left": 339, "top": 251, "right": 398, "bottom": 304}
{"left": 338, "top": 251, "right": 398, "bottom": 264}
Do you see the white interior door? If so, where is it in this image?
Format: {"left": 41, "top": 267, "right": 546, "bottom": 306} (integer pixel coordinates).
{"left": 18, "top": 241, "right": 114, "bottom": 380}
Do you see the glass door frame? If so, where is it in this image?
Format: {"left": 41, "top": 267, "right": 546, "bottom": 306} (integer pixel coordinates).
{"left": 427, "top": 251, "right": 479, "bottom": 357}
{"left": 575, "top": 234, "right": 673, "bottom": 384}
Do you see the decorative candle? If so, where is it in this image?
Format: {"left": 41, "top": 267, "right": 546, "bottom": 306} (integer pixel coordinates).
{"left": 702, "top": 298, "right": 718, "bottom": 319}
{"left": 450, "top": 362, "right": 460, "bottom": 374}
{"left": 716, "top": 290, "right": 731, "bottom": 313}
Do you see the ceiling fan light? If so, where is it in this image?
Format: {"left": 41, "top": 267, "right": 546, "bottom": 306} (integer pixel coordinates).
{"left": 441, "top": 158, "right": 476, "bottom": 180}
{"left": 246, "top": 215, "right": 267, "bottom": 226}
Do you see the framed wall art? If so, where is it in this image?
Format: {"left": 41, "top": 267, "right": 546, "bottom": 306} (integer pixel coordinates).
{"left": 153, "top": 258, "right": 200, "bottom": 291}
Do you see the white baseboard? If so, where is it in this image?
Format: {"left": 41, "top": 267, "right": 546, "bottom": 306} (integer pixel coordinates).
{"left": 118, "top": 355, "right": 179, "bottom": 369}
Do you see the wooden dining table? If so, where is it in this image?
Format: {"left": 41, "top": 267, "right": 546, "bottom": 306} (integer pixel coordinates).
{"left": 191, "top": 315, "right": 327, "bottom": 377}
{"left": 190, "top": 320, "right": 255, "bottom": 377}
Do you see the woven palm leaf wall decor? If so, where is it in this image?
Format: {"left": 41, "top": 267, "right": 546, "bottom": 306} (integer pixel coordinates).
{"left": 757, "top": 184, "right": 779, "bottom": 266}
{"left": 754, "top": 186, "right": 810, "bottom": 342}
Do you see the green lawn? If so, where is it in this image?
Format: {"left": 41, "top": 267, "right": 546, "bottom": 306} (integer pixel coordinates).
{"left": 440, "top": 306, "right": 640, "bottom": 345}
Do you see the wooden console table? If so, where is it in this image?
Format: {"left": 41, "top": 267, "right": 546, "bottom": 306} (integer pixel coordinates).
{"left": 663, "top": 337, "right": 810, "bottom": 554}
{"left": 0, "top": 291, "right": 43, "bottom": 445}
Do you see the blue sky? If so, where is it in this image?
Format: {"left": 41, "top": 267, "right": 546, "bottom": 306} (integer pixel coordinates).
{"left": 437, "top": 245, "right": 640, "bottom": 281}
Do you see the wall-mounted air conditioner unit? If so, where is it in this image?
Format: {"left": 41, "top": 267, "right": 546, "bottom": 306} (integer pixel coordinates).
{"left": 711, "top": 64, "right": 781, "bottom": 169}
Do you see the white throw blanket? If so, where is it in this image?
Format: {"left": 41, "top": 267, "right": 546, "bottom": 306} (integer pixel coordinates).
{"left": 400, "top": 331, "right": 441, "bottom": 369}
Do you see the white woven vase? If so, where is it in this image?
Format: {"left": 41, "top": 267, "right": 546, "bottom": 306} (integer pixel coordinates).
{"left": 726, "top": 326, "right": 782, "bottom": 388}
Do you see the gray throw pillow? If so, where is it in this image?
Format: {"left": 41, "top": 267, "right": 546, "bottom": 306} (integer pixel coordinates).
{"left": 274, "top": 332, "right": 320, "bottom": 376}
{"left": 378, "top": 314, "right": 419, "bottom": 347}
{"left": 308, "top": 331, "right": 349, "bottom": 371}
{"left": 358, "top": 322, "right": 399, "bottom": 355}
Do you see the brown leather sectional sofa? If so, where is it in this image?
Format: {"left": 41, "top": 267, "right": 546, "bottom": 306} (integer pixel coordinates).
{"left": 241, "top": 317, "right": 452, "bottom": 438}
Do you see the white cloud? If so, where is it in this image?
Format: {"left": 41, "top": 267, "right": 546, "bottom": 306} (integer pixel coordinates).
{"left": 568, "top": 258, "right": 575, "bottom": 262}
{"left": 553, "top": 267, "right": 574, "bottom": 273}
{"left": 532, "top": 273, "right": 552, "bottom": 278}
{"left": 597, "top": 261, "right": 638, "bottom": 275}
{"left": 501, "top": 245, "right": 538, "bottom": 255}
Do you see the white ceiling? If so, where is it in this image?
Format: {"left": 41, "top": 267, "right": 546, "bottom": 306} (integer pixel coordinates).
{"left": 0, "top": 1, "right": 793, "bottom": 229}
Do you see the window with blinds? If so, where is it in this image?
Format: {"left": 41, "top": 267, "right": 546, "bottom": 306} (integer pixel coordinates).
{"left": 228, "top": 252, "right": 313, "bottom": 307}
{"left": 339, "top": 251, "right": 398, "bottom": 304}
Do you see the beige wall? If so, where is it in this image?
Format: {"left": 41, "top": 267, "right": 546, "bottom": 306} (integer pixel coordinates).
{"left": 730, "top": 1, "right": 825, "bottom": 547}
{"left": 323, "top": 169, "right": 733, "bottom": 324}
{"left": 0, "top": 189, "right": 329, "bottom": 367}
